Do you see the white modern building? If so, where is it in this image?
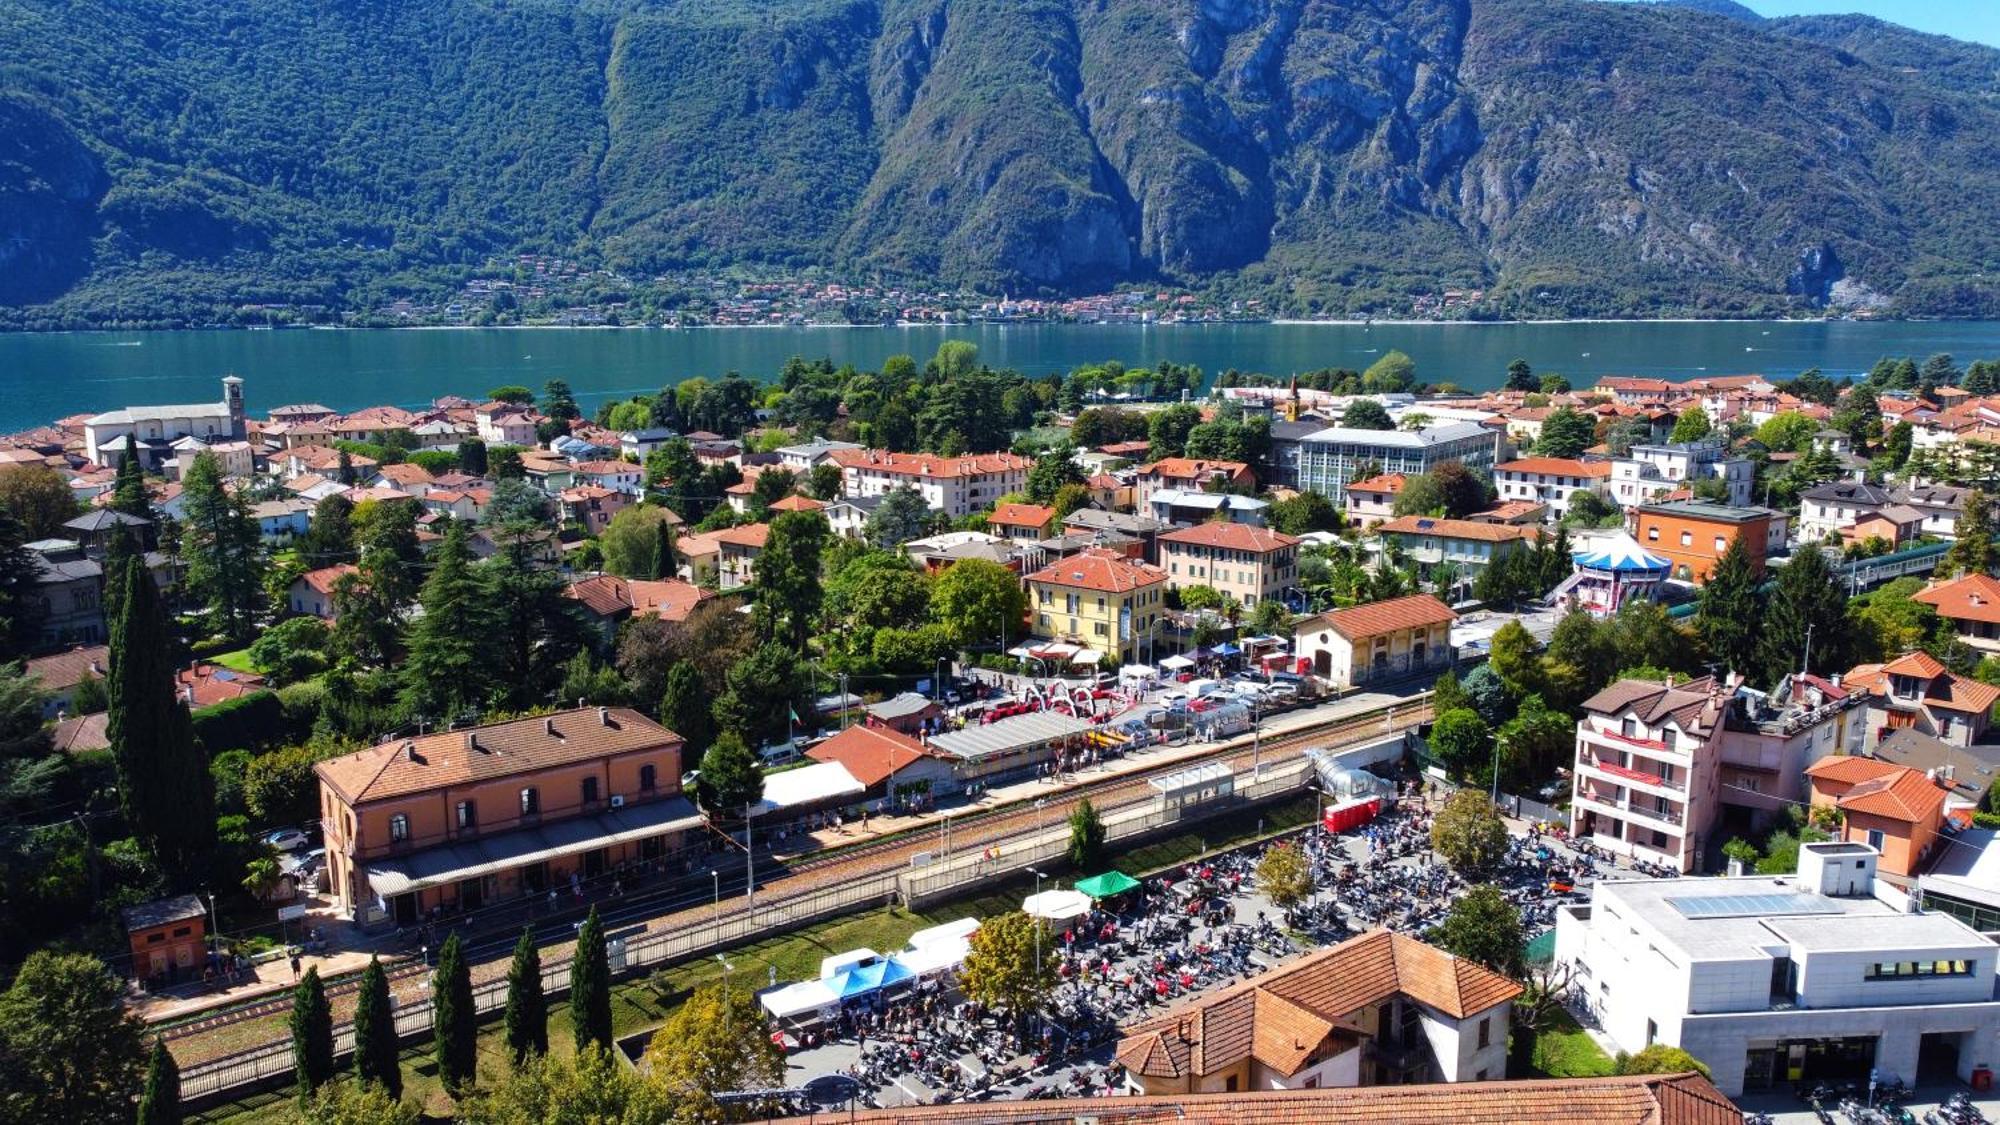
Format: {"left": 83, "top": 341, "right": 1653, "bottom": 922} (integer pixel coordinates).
{"left": 1607, "top": 439, "right": 1754, "bottom": 509}
{"left": 85, "top": 375, "right": 247, "bottom": 468}
{"left": 1555, "top": 842, "right": 2000, "bottom": 1097}
{"left": 1296, "top": 421, "right": 1502, "bottom": 505}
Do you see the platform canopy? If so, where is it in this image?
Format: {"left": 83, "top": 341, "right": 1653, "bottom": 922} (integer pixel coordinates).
{"left": 1572, "top": 533, "right": 1671, "bottom": 574}
{"left": 926, "top": 711, "right": 1091, "bottom": 762}
{"left": 1074, "top": 871, "right": 1141, "bottom": 899}
{"left": 748, "top": 761, "right": 867, "bottom": 818}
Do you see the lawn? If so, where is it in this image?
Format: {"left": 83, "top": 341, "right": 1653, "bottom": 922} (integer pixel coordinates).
{"left": 210, "top": 648, "right": 264, "bottom": 674}
{"left": 1513, "top": 1007, "right": 1617, "bottom": 1079}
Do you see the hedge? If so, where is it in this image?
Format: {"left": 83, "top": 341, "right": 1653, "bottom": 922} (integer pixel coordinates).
{"left": 190, "top": 690, "right": 303, "bottom": 754}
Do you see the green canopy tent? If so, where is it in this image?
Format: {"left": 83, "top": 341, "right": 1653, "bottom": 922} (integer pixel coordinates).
{"left": 1074, "top": 871, "right": 1141, "bottom": 900}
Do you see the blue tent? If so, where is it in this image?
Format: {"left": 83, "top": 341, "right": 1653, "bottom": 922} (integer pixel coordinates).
{"left": 828, "top": 957, "right": 914, "bottom": 1000}
{"left": 1572, "top": 534, "right": 1670, "bottom": 574}
{"left": 1213, "top": 642, "right": 1242, "bottom": 657}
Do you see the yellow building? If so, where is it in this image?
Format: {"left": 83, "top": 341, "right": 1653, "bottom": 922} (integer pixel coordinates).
{"left": 1025, "top": 547, "right": 1168, "bottom": 664}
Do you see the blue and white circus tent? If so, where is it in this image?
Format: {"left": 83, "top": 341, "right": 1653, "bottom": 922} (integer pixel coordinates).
{"left": 1559, "top": 533, "right": 1672, "bottom": 616}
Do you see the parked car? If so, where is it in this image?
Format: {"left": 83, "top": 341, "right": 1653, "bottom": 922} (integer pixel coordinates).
{"left": 264, "top": 827, "right": 310, "bottom": 852}
{"left": 282, "top": 847, "right": 326, "bottom": 877}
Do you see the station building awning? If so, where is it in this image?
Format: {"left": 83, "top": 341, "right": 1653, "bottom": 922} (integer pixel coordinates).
{"left": 364, "top": 795, "right": 703, "bottom": 899}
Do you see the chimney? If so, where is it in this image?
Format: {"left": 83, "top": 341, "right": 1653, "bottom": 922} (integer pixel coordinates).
{"left": 89, "top": 660, "right": 102, "bottom": 676}
{"left": 598, "top": 706, "right": 611, "bottom": 727}
{"left": 465, "top": 732, "right": 480, "bottom": 753}
{"left": 402, "top": 740, "right": 417, "bottom": 761}
{"left": 545, "top": 717, "right": 558, "bottom": 738}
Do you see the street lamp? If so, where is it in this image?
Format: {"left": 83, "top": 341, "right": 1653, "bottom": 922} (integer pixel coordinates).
{"left": 1026, "top": 867, "right": 1047, "bottom": 975}
{"left": 712, "top": 869, "right": 720, "bottom": 910}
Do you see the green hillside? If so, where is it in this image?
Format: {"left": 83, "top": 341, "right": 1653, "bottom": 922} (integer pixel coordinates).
{"left": 3, "top": 0, "right": 1999, "bottom": 323}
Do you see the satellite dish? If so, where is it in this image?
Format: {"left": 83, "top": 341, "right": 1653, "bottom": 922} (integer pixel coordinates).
{"left": 803, "top": 1074, "right": 862, "bottom": 1107}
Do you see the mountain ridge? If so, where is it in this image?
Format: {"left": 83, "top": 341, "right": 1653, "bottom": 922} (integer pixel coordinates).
{"left": 2, "top": 0, "right": 1999, "bottom": 323}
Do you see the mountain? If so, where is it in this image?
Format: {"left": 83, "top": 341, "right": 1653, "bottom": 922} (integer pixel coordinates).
{"left": 3, "top": 0, "right": 2000, "bottom": 324}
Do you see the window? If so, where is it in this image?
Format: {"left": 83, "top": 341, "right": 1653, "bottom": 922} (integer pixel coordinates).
{"left": 582, "top": 777, "right": 599, "bottom": 805}
{"left": 1647, "top": 526, "right": 1659, "bottom": 541}
{"left": 456, "top": 801, "right": 477, "bottom": 830}
{"left": 1477, "top": 1017, "right": 1491, "bottom": 1048}
{"left": 390, "top": 813, "right": 409, "bottom": 842}
{"left": 520, "top": 787, "right": 539, "bottom": 816}
{"left": 1866, "top": 960, "right": 1973, "bottom": 980}
{"left": 1867, "top": 828, "right": 1885, "bottom": 851}
{"left": 1714, "top": 537, "right": 1727, "bottom": 552}
{"left": 1621, "top": 717, "right": 1637, "bottom": 737}
{"left": 640, "top": 764, "right": 657, "bottom": 791}
{"left": 1680, "top": 531, "right": 1693, "bottom": 547}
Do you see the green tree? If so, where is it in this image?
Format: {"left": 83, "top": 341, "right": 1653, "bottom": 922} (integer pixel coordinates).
{"left": 644, "top": 984, "right": 786, "bottom": 1124}
{"left": 659, "top": 660, "right": 717, "bottom": 757}
{"left": 0, "top": 462, "right": 79, "bottom": 540}
{"left": 300, "top": 494, "right": 356, "bottom": 565}
{"left": 353, "top": 956, "right": 401, "bottom": 1098}
{"left": 1361, "top": 350, "right": 1417, "bottom": 392}
{"left": 108, "top": 555, "right": 216, "bottom": 883}
{"left": 464, "top": 1045, "right": 669, "bottom": 1125}
{"left": 1255, "top": 840, "right": 1314, "bottom": 912}
{"left": 599, "top": 506, "right": 678, "bottom": 579}
{"left": 695, "top": 732, "right": 764, "bottom": 815}
{"left": 1504, "top": 358, "right": 1536, "bottom": 392}
{"left": 1669, "top": 405, "right": 1712, "bottom": 443}
{"left": 400, "top": 522, "right": 492, "bottom": 720}
{"left": 488, "top": 385, "right": 535, "bottom": 405}
{"left": 503, "top": 928, "right": 547, "bottom": 1063}
{"left": 570, "top": 908, "right": 612, "bottom": 1055}
{"left": 1430, "top": 790, "right": 1508, "bottom": 873}
{"left": 1696, "top": 534, "right": 1760, "bottom": 674}
{"left": 1533, "top": 408, "right": 1598, "bottom": 459}
{"left": 1429, "top": 708, "right": 1493, "bottom": 778}
{"left": 458, "top": 437, "right": 489, "bottom": 477}
{"left": 249, "top": 615, "right": 331, "bottom": 684}
{"left": 1487, "top": 620, "right": 1545, "bottom": 701}
{"left": 712, "top": 643, "right": 810, "bottom": 748}
{"left": 483, "top": 550, "right": 588, "bottom": 710}
{"left": 543, "top": 378, "right": 580, "bottom": 422}
{"left": 1756, "top": 547, "right": 1851, "bottom": 686}
{"left": 180, "top": 451, "right": 264, "bottom": 640}
{"left": 863, "top": 484, "right": 935, "bottom": 549}
{"left": 1067, "top": 797, "right": 1105, "bottom": 871}
{"left": 297, "top": 1083, "right": 422, "bottom": 1125}
{"left": 0, "top": 951, "right": 145, "bottom": 1125}
{"left": 1341, "top": 399, "right": 1394, "bottom": 430}
{"left": 1431, "top": 669, "right": 1468, "bottom": 716}
{"left": 752, "top": 511, "right": 829, "bottom": 649}
{"left": 961, "top": 911, "right": 1059, "bottom": 1026}
{"left": 136, "top": 1037, "right": 181, "bottom": 1125}
{"left": 0, "top": 505, "right": 41, "bottom": 659}
{"left": 1618, "top": 1044, "right": 1711, "bottom": 1078}
{"left": 291, "top": 966, "right": 335, "bottom": 1106}
{"left": 109, "top": 435, "right": 153, "bottom": 519}
{"left": 1429, "top": 884, "right": 1525, "bottom": 977}
{"left": 931, "top": 557, "right": 1028, "bottom": 646}
{"left": 1147, "top": 403, "right": 1203, "bottom": 459}
{"left": 1267, "top": 490, "right": 1338, "bottom": 535}
{"left": 1025, "top": 444, "right": 1084, "bottom": 504}
{"left": 433, "top": 933, "right": 476, "bottom": 1096}
{"left": 1945, "top": 490, "right": 1995, "bottom": 577}
{"left": 1498, "top": 694, "right": 1577, "bottom": 786}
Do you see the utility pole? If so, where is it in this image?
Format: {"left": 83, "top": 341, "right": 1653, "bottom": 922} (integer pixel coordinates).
{"left": 745, "top": 804, "right": 756, "bottom": 909}
{"left": 1801, "top": 622, "right": 1814, "bottom": 677}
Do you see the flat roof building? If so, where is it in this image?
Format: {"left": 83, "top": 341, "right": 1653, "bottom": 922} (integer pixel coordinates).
{"left": 1297, "top": 422, "right": 1500, "bottom": 505}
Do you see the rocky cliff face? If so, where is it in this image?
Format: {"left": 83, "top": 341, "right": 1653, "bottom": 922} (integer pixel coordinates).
{"left": 4, "top": 0, "right": 2000, "bottom": 317}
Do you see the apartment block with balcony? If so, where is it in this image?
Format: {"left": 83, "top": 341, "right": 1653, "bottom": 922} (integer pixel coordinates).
{"left": 1608, "top": 439, "right": 1754, "bottom": 510}
{"left": 1554, "top": 842, "right": 2000, "bottom": 1097}
{"left": 1715, "top": 673, "right": 1870, "bottom": 829}
{"left": 1493, "top": 457, "right": 1612, "bottom": 521}
{"left": 315, "top": 707, "right": 698, "bottom": 928}
{"left": 1157, "top": 522, "right": 1299, "bottom": 607}
{"left": 1570, "top": 677, "right": 1728, "bottom": 873}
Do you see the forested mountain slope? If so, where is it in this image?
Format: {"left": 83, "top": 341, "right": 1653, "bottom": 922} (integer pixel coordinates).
{"left": 2, "top": 0, "right": 1998, "bottom": 322}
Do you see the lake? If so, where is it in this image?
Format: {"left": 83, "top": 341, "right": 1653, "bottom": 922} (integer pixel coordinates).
{"left": 6, "top": 320, "right": 2000, "bottom": 433}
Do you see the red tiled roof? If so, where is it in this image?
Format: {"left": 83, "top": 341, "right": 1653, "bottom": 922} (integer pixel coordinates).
{"left": 1845, "top": 661, "right": 2000, "bottom": 716}
{"left": 1882, "top": 651, "right": 1948, "bottom": 679}
{"left": 714, "top": 522, "right": 771, "bottom": 550}
{"left": 1805, "top": 755, "right": 1902, "bottom": 786}
{"left": 24, "top": 644, "right": 110, "bottom": 693}
{"left": 1158, "top": 522, "right": 1300, "bottom": 553}
{"left": 1496, "top": 457, "right": 1612, "bottom": 478}
{"left": 767, "top": 494, "right": 827, "bottom": 513}
{"left": 316, "top": 707, "right": 679, "bottom": 805}
{"left": 1345, "top": 472, "right": 1407, "bottom": 495}
{"left": 829, "top": 449, "right": 1032, "bottom": 479}
{"left": 1838, "top": 768, "right": 1949, "bottom": 824}
{"left": 1301, "top": 594, "right": 1456, "bottom": 642}
{"left": 805, "top": 724, "right": 934, "bottom": 788}
{"left": 1376, "top": 514, "right": 1539, "bottom": 542}
{"left": 1137, "top": 457, "right": 1253, "bottom": 483}
{"left": 989, "top": 502, "right": 1057, "bottom": 529}
{"left": 1914, "top": 574, "right": 2000, "bottom": 626}
{"left": 297, "top": 564, "right": 358, "bottom": 595}
{"left": 1026, "top": 547, "right": 1168, "bottom": 593}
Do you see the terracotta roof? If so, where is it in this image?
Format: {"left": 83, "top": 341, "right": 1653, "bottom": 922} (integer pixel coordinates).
{"left": 1838, "top": 768, "right": 1950, "bottom": 824}
{"left": 989, "top": 502, "right": 1057, "bottom": 528}
{"left": 1345, "top": 472, "right": 1407, "bottom": 494}
{"left": 566, "top": 576, "right": 710, "bottom": 622}
{"left": 805, "top": 724, "right": 935, "bottom": 787}
{"left": 175, "top": 664, "right": 268, "bottom": 708}
{"left": 806, "top": 1074, "right": 1740, "bottom": 1124}
{"left": 1805, "top": 755, "right": 1904, "bottom": 786}
{"left": 24, "top": 644, "right": 111, "bottom": 693}
{"left": 1138, "top": 457, "right": 1252, "bottom": 480}
{"left": 1914, "top": 574, "right": 2000, "bottom": 626}
{"left": 52, "top": 711, "right": 109, "bottom": 753}
{"left": 1301, "top": 594, "right": 1456, "bottom": 641}
{"left": 569, "top": 460, "right": 636, "bottom": 475}
{"left": 297, "top": 564, "right": 359, "bottom": 595}
{"left": 1026, "top": 547, "right": 1168, "bottom": 593}
{"left": 1097, "top": 440, "right": 1152, "bottom": 456}
{"left": 1159, "top": 522, "right": 1300, "bottom": 552}
{"left": 828, "top": 449, "right": 1032, "bottom": 479}
{"left": 1882, "top": 651, "right": 1948, "bottom": 679}
{"left": 1844, "top": 661, "right": 2000, "bottom": 716}
{"left": 1375, "top": 515, "right": 1539, "bottom": 543}
{"left": 1496, "top": 457, "right": 1612, "bottom": 478}
{"left": 315, "top": 707, "right": 679, "bottom": 805}
{"left": 1117, "top": 931, "right": 1519, "bottom": 1081}
{"left": 767, "top": 494, "right": 827, "bottom": 513}
{"left": 714, "top": 522, "right": 771, "bottom": 550}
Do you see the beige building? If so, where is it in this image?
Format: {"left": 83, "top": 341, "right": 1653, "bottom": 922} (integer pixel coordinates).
{"left": 1157, "top": 522, "right": 1300, "bottom": 608}
{"left": 1293, "top": 594, "right": 1456, "bottom": 687}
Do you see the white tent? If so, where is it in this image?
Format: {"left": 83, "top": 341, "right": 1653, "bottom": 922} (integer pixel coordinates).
{"left": 749, "top": 761, "right": 867, "bottom": 818}
{"left": 896, "top": 939, "right": 971, "bottom": 977}
{"left": 1119, "top": 664, "right": 1157, "bottom": 683}
{"left": 1159, "top": 654, "right": 1196, "bottom": 671}
{"left": 906, "top": 918, "right": 980, "bottom": 948}
{"left": 819, "top": 948, "right": 883, "bottom": 980}
{"left": 1022, "top": 889, "right": 1092, "bottom": 920}
{"left": 760, "top": 978, "right": 839, "bottom": 1019}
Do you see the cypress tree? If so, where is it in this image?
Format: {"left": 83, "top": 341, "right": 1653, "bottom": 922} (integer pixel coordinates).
{"left": 353, "top": 956, "right": 402, "bottom": 1097}
{"left": 659, "top": 660, "right": 716, "bottom": 757}
{"left": 650, "top": 515, "right": 674, "bottom": 580}
{"left": 433, "top": 933, "right": 476, "bottom": 1096}
{"left": 1695, "top": 534, "right": 1759, "bottom": 677}
{"left": 180, "top": 450, "right": 264, "bottom": 641}
{"left": 136, "top": 1037, "right": 181, "bottom": 1125}
{"left": 399, "top": 521, "right": 492, "bottom": 720}
{"left": 570, "top": 907, "right": 613, "bottom": 1054}
{"left": 1757, "top": 546, "right": 1851, "bottom": 687}
{"left": 107, "top": 554, "right": 216, "bottom": 883}
{"left": 1944, "top": 489, "right": 1995, "bottom": 577}
{"left": 109, "top": 435, "right": 152, "bottom": 519}
{"left": 290, "top": 967, "right": 334, "bottom": 1106}
{"left": 502, "top": 927, "right": 548, "bottom": 1062}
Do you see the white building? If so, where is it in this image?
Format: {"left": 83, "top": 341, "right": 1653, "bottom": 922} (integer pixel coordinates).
{"left": 775, "top": 439, "right": 862, "bottom": 472}
{"left": 1607, "top": 439, "right": 1753, "bottom": 510}
{"left": 829, "top": 449, "right": 1031, "bottom": 519}
{"left": 1570, "top": 677, "right": 1728, "bottom": 874}
{"left": 85, "top": 375, "right": 247, "bottom": 468}
{"left": 1493, "top": 457, "right": 1612, "bottom": 521}
{"left": 1296, "top": 421, "right": 1501, "bottom": 505}
{"left": 1796, "top": 479, "right": 1894, "bottom": 544}
{"left": 1555, "top": 842, "right": 2000, "bottom": 1097}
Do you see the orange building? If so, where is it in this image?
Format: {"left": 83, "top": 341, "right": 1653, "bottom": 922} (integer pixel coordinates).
{"left": 122, "top": 894, "right": 207, "bottom": 983}
{"left": 1804, "top": 756, "right": 1950, "bottom": 880}
{"left": 1629, "top": 500, "right": 1779, "bottom": 583}
{"left": 315, "top": 707, "right": 698, "bottom": 927}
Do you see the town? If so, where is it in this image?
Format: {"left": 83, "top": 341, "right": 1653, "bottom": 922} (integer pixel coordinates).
{"left": 6, "top": 346, "right": 2000, "bottom": 1125}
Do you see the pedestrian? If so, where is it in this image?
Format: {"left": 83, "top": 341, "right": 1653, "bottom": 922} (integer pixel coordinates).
{"left": 289, "top": 952, "right": 301, "bottom": 980}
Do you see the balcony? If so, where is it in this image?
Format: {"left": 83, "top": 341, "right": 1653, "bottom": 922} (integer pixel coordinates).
{"left": 1578, "top": 755, "right": 1684, "bottom": 792}
{"left": 1573, "top": 787, "right": 1685, "bottom": 829}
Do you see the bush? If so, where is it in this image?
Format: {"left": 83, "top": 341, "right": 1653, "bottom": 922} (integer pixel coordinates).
{"left": 190, "top": 691, "right": 296, "bottom": 755}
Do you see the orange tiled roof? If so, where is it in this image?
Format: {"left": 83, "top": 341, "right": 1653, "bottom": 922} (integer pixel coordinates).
{"left": 1496, "top": 457, "right": 1612, "bottom": 478}
{"left": 1026, "top": 547, "right": 1167, "bottom": 593}
{"left": 1845, "top": 661, "right": 2000, "bottom": 716}
{"left": 1158, "top": 522, "right": 1300, "bottom": 553}
{"left": 805, "top": 724, "right": 935, "bottom": 788}
{"left": 767, "top": 494, "right": 827, "bottom": 513}
{"left": 1137, "top": 457, "right": 1252, "bottom": 480}
{"left": 1882, "top": 651, "right": 1948, "bottom": 679}
{"left": 1838, "top": 767, "right": 1949, "bottom": 824}
{"left": 1805, "top": 755, "right": 1903, "bottom": 786}
{"left": 1914, "top": 574, "right": 2000, "bottom": 626}
{"left": 714, "top": 522, "right": 771, "bottom": 550}
{"left": 1301, "top": 594, "right": 1456, "bottom": 641}
{"left": 297, "top": 563, "right": 358, "bottom": 595}
{"left": 989, "top": 502, "right": 1057, "bottom": 528}
{"left": 1345, "top": 472, "right": 1407, "bottom": 494}
{"left": 809, "top": 1074, "right": 1740, "bottom": 1124}
{"left": 829, "top": 448, "right": 1032, "bottom": 479}
{"left": 1375, "top": 514, "right": 1539, "bottom": 543}
{"left": 315, "top": 707, "right": 679, "bottom": 805}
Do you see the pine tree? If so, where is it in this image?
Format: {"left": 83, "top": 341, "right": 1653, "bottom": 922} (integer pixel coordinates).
{"left": 180, "top": 451, "right": 264, "bottom": 641}
{"left": 659, "top": 660, "right": 716, "bottom": 757}
{"left": 571, "top": 907, "right": 613, "bottom": 1054}
{"left": 433, "top": 934, "right": 476, "bottom": 1096}
{"left": 136, "top": 1037, "right": 181, "bottom": 1125}
{"left": 290, "top": 967, "right": 334, "bottom": 1106}
{"left": 1756, "top": 546, "right": 1851, "bottom": 687}
{"left": 1067, "top": 798, "right": 1106, "bottom": 871}
{"left": 1944, "top": 490, "right": 1995, "bottom": 577}
{"left": 400, "top": 521, "right": 492, "bottom": 721}
{"left": 502, "top": 927, "right": 548, "bottom": 1062}
{"left": 353, "top": 956, "right": 402, "bottom": 1097}
{"left": 1696, "top": 535, "right": 1759, "bottom": 676}
{"left": 0, "top": 504, "right": 40, "bottom": 662}
{"left": 108, "top": 554, "right": 216, "bottom": 883}
{"left": 109, "top": 435, "right": 153, "bottom": 519}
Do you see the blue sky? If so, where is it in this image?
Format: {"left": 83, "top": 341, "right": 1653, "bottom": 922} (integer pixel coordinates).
{"left": 1738, "top": 1, "right": 2000, "bottom": 46}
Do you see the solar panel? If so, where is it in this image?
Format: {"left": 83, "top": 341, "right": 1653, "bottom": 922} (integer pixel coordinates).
{"left": 1665, "top": 893, "right": 1846, "bottom": 919}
